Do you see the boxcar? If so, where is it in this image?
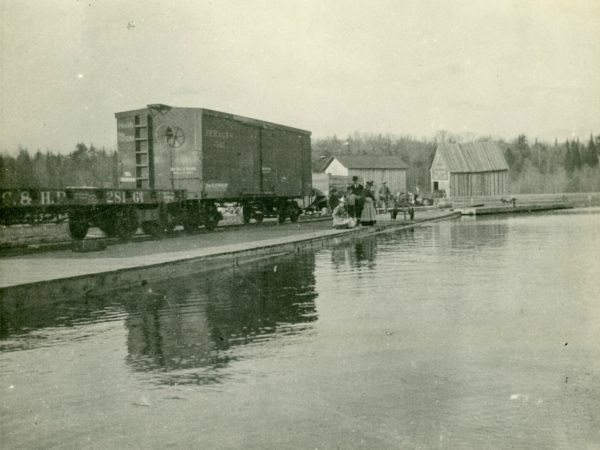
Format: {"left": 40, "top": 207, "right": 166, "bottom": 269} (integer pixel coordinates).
{"left": 115, "top": 104, "right": 312, "bottom": 226}
{"left": 0, "top": 105, "right": 313, "bottom": 241}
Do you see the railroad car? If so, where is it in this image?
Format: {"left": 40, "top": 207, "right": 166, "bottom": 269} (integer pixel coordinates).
{"left": 0, "top": 104, "right": 313, "bottom": 240}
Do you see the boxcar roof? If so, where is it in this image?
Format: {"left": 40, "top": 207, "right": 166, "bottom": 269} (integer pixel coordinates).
{"left": 115, "top": 104, "right": 311, "bottom": 135}
{"left": 435, "top": 142, "right": 508, "bottom": 173}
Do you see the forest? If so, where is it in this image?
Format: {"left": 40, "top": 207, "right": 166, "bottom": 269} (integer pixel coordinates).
{"left": 0, "top": 134, "right": 598, "bottom": 194}
{"left": 311, "top": 132, "right": 600, "bottom": 194}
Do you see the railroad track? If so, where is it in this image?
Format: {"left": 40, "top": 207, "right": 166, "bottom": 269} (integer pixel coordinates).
{"left": 0, "top": 214, "right": 332, "bottom": 257}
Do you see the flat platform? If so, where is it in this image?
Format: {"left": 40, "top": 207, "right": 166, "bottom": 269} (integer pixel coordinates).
{"left": 460, "top": 203, "right": 572, "bottom": 215}
{"left": 0, "top": 210, "right": 458, "bottom": 299}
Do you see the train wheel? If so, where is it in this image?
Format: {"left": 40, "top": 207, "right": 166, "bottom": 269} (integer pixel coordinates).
{"left": 253, "top": 213, "right": 264, "bottom": 223}
{"left": 142, "top": 221, "right": 163, "bottom": 237}
{"left": 277, "top": 206, "right": 287, "bottom": 223}
{"left": 288, "top": 205, "right": 300, "bottom": 223}
{"left": 68, "top": 213, "right": 89, "bottom": 240}
{"left": 99, "top": 219, "right": 118, "bottom": 238}
{"left": 115, "top": 208, "right": 138, "bottom": 240}
{"left": 242, "top": 205, "right": 252, "bottom": 224}
{"left": 204, "top": 217, "right": 218, "bottom": 231}
{"left": 183, "top": 216, "right": 199, "bottom": 233}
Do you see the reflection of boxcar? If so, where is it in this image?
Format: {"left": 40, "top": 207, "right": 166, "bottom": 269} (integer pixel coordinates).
{"left": 116, "top": 104, "right": 312, "bottom": 225}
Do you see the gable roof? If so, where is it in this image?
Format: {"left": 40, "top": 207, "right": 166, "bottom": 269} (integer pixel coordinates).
{"left": 312, "top": 156, "right": 335, "bottom": 173}
{"left": 435, "top": 142, "right": 508, "bottom": 173}
{"left": 335, "top": 155, "right": 408, "bottom": 170}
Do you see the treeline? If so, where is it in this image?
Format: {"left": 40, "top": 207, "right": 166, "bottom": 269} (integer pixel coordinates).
{"left": 1, "top": 134, "right": 598, "bottom": 194}
{"left": 0, "top": 144, "right": 118, "bottom": 189}
{"left": 312, "top": 132, "right": 437, "bottom": 194}
{"left": 312, "top": 132, "right": 600, "bottom": 194}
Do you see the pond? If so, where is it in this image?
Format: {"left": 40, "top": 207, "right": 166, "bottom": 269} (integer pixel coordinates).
{"left": 1, "top": 208, "right": 599, "bottom": 449}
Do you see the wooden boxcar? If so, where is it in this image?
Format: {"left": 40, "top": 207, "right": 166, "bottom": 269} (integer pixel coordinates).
{"left": 0, "top": 105, "right": 313, "bottom": 240}
{"left": 115, "top": 104, "right": 312, "bottom": 227}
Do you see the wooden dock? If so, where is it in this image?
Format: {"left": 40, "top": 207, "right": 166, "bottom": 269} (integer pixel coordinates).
{"left": 0, "top": 210, "right": 460, "bottom": 305}
{"left": 460, "top": 203, "right": 572, "bottom": 216}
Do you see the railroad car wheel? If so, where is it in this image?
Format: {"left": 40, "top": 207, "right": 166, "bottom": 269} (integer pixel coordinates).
{"left": 288, "top": 205, "right": 300, "bottom": 223}
{"left": 99, "top": 219, "right": 118, "bottom": 238}
{"left": 142, "top": 221, "right": 163, "bottom": 237}
{"left": 183, "top": 219, "right": 199, "bottom": 233}
{"left": 68, "top": 215, "right": 89, "bottom": 240}
{"left": 204, "top": 217, "right": 218, "bottom": 231}
{"left": 277, "top": 208, "right": 287, "bottom": 224}
{"left": 115, "top": 208, "right": 138, "bottom": 240}
{"left": 253, "top": 213, "right": 264, "bottom": 223}
{"left": 242, "top": 206, "right": 252, "bottom": 224}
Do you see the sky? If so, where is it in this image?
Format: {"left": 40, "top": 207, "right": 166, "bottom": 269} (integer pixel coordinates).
{"left": 1, "top": 0, "right": 599, "bottom": 153}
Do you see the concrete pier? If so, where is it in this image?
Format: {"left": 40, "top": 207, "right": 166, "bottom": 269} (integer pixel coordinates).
{"left": 0, "top": 210, "right": 460, "bottom": 304}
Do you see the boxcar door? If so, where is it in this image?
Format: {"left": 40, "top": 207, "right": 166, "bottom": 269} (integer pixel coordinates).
{"left": 260, "top": 129, "right": 304, "bottom": 197}
{"left": 202, "top": 115, "right": 261, "bottom": 199}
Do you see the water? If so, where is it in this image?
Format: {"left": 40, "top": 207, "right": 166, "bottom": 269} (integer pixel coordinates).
{"left": 1, "top": 209, "right": 599, "bottom": 449}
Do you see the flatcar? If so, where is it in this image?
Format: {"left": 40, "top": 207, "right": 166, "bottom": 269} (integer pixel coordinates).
{"left": 0, "top": 104, "right": 313, "bottom": 240}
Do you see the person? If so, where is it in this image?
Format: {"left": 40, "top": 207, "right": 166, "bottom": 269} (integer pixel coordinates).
{"left": 360, "top": 181, "right": 377, "bottom": 226}
{"left": 378, "top": 181, "right": 391, "bottom": 212}
{"left": 349, "top": 176, "right": 364, "bottom": 219}
{"left": 345, "top": 187, "right": 357, "bottom": 219}
{"left": 332, "top": 198, "right": 355, "bottom": 229}
{"left": 328, "top": 188, "right": 339, "bottom": 212}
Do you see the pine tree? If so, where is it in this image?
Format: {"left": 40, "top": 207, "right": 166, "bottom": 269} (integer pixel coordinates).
{"left": 584, "top": 134, "right": 598, "bottom": 167}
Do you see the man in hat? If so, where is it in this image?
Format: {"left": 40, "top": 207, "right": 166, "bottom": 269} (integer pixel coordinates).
{"left": 378, "top": 181, "right": 391, "bottom": 212}
{"left": 349, "top": 176, "right": 364, "bottom": 219}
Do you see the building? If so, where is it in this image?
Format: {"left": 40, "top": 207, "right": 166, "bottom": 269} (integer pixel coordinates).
{"left": 430, "top": 142, "right": 509, "bottom": 197}
{"left": 314, "top": 155, "right": 408, "bottom": 195}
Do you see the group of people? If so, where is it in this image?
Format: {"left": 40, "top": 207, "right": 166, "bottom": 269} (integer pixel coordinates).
{"left": 330, "top": 176, "right": 381, "bottom": 228}
{"left": 329, "top": 176, "right": 416, "bottom": 228}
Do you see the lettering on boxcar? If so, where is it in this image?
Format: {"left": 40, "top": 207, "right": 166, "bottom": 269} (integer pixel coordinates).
{"left": 40, "top": 190, "right": 67, "bottom": 205}
{"left": 204, "top": 182, "right": 228, "bottom": 195}
{"left": 1, "top": 191, "right": 15, "bottom": 206}
{"left": 20, "top": 191, "right": 32, "bottom": 205}
{"left": 118, "top": 121, "right": 134, "bottom": 130}
{"left": 171, "top": 166, "right": 197, "bottom": 174}
{"left": 73, "top": 191, "right": 98, "bottom": 204}
{"left": 132, "top": 191, "right": 144, "bottom": 203}
{"left": 205, "top": 129, "right": 234, "bottom": 139}
{"left": 106, "top": 191, "right": 125, "bottom": 203}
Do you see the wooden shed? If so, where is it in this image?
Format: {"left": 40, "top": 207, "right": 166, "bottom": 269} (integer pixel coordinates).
{"left": 430, "top": 142, "right": 509, "bottom": 197}
{"left": 315, "top": 155, "right": 407, "bottom": 196}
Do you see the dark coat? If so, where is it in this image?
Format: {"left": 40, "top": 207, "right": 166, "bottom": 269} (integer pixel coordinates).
{"left": 349, "top": 183, "right": 364, "bottom": 196}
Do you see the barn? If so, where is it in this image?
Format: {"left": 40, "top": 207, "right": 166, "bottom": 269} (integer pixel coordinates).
{"left": 315, "top": 155, "right": 407, "bottom": 196}
{"left": 430, "top": 142, "right": 509, "bottom": 197}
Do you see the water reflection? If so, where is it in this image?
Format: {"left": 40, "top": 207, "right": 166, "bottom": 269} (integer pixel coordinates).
{"left": 0, "top": 290, "right": 123, "bottom": 346}
{"left": 121, "top": 253, "right": 318, "bottom": 384}
{"left": 331, "top": 236, "right": 378, "bottom": 270}
{"left": 0, "top": 253, "right": 318, "bottom": 385}
{"left": 435, "top": 216, "right": 509, "bottom": 250}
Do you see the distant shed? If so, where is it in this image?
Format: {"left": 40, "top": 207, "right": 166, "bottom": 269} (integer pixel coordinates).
{"left": 430, "top": 142, "right": 509, "bottom": 197}
{"left": 315, "top": 155, "right": 407, "bottom": 195}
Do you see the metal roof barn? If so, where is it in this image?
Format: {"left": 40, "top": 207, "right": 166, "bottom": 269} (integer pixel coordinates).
{"left": 430, "top": 142, "right": 509, "bottom": 197}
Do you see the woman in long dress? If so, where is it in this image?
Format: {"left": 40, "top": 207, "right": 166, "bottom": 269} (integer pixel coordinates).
{"left": 332, "top": 198, "right": 355, "bottom": 229}
{"left": 360, "top": 182, "right": 377, "bottom": 226}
